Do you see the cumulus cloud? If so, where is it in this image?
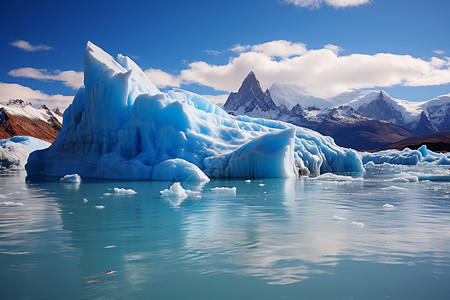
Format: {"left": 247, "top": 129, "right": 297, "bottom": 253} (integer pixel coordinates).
{"left": 283, "top": 0, "right": 371, "bottom": 8}
{"left": 8, "top": 68, "right": 83, "bottom": 89}
{"left": 175, "top": 40, "right": 450, "bottom": 98}
{"left": 10, "top": 40, "right": 53, "bottom": 52}
{"left": 144, "top": 68, "right": 181, "bottom": 89}
{"left": 0, "top": 82, "right": 73, "bottom": 109}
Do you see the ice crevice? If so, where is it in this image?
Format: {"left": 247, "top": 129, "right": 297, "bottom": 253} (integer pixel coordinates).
{"left": 25, "top": 42, "right": 364, "bottom": 180}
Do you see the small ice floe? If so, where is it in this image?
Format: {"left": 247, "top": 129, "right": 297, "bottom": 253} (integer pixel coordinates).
{"left": 383, "top": 203, "right": 395, "bottom": 210}
{"left": 245, "top": 180, "right": 251, "bottom": 183}
{"left": 1, "top": 251, "right": 30, "bottom": 255}
{"left": 332, "top": 215, "right": 346, "bottom": 221}
{"left": 258, "top": 183, "right": 266, "bottom": 187}
{"left": 104, "top": 270, "right": 116, "bottom": 275}
{"left": 83, "top": 198, "right": 88, "bottom": 203}
{"left": 211, "top": 187, "right": 237, "bottom": 194}
{"left": 85, "top": 280, "right": 101, "bottom": 284}
{"left": 161, "top": 182, "right": 189, "bottom": 199}
{"left": 311, "top": 173, "right": 364, "bottom": 183}
{"left": 351, "top": 221, "right": 364, "bottom": 228}
{"left": 95, "top": 205, "right": 105, "bottom": 209}
{"left": 388, "top": 174, "right": 419, "bottom": 183}
{"left": 60, "top": 174, "right": 82, "bottom": 183}
{"left": 382, "top": 186, "right": 407, "bottom": 191}
{"left": 0, "top": 201, "right": 24, "bottom": 207}
{"left": 104, "top": 245, "right": 116, "bottom": 249}
{"left": 113, "top": 187, "right": 137, "bottom": 195}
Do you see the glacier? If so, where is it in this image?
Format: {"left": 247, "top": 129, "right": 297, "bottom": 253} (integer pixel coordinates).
{"left": 25, "top": 42, "right": 365, "bottom": 180}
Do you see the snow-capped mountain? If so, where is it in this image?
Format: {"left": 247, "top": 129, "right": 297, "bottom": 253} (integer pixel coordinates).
{"left": 331, "top": 90, "right": 450, "bottom": 135}
{"left": 224, "top": 71, "right": 280, "bottom": 119}
{"left": 224, "top": 73, "right": 413, "bottom": 150}
{"left": 269, "top": 83, "right": 335, "bottom": 110}
{"left": 0, "top": 99, "right": 63, "bottom": 142}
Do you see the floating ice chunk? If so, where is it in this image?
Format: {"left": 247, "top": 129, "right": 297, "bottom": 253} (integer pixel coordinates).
{"left": 83, "top": 198, "right": 88, "bottom": 203}
{"left": 104, "top": 270, "right": 116, "bottom": 275}
{"left": 60, "top": 174, "right": 82, "bottom": 183}
{"left": 351, "top": 221, "right": 364, "bottom": 228}
{"left": 160, "top": 182, "right": 189, "bottom": 199}
{"left": 332, "top": 215, "right": 346, "bottom": 221}
{"left": 383, "top": 203, "right": 395, "bottom": 210}
{"left": 95, "top": 205, "right": 105, "bottom": 209}
{"left": 114, "top": 187, "right": 137, "bottom": 195}
{"left": 0, "top": 201, "right": 24, "bottom": 207}
{"left": 211, "top": 187, "right": 237, "bottom": 195}
{"left": 312, "top": 173, "right": 363, "bottom": 182}
{"left": 245, "top": 180, "right": 251, "bottom": 183}
{"left": 389, "top": 174, "right": 419, "bottom": 182}
{"left": 382, "top": 186, "right": 407, "bottom": 191}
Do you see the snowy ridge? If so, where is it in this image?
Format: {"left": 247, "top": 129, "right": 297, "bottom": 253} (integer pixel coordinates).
{"left": 25, "top": 42, "right": 364, "bottom": 180}
{"left": 0, "top": 100, "right": 63, "bottom": 125}
{"left": 269, "top": 83, "right": 335, "bottom": 109}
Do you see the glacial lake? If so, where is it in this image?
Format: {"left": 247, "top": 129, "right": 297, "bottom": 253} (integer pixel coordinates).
{"left": 1, "top": 163, "right": 450, "bottom": 299}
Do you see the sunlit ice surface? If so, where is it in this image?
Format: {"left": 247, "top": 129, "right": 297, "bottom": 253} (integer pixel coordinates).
{"left": 1, "top": 163, "right": 450, "bottom": 299}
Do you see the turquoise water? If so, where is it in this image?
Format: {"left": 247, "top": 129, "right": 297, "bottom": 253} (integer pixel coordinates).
{"left": 1, "top": 164, "right": 450, "bottom": 299}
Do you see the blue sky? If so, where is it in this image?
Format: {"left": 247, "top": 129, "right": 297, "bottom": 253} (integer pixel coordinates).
{"left": 1, "top": 0, "right": 449, "bottom": 108}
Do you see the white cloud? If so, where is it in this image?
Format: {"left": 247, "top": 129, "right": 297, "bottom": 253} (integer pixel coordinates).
{"left": 144, "top": 68, "right": 181, "bottom": 89}
{"left": 10, "top": 40, "right": 53, "bottom": 52}
{"left": 251, "top": 40, "right": 307, "bottom": 58}
{"left": 8, "top": 68, "right": 83, "bottom": 89}
{"left": 176, "top": 40, "right": 450, "bottom": 98}
{"left": 283, "top": 0, "right": 371, "bottom": 9}
{"left": 0, "top": 82, "right": 73, "bottom": 109}
{"left": 433, "top": 50, "right": 445, "bottom": 55}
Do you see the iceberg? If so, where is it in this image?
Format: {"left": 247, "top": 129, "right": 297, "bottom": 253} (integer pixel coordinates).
{"left": 1, "top": 136, "right": 50, "bottom": 170}
{"left": 26, "top": 42, "right": 364, "bottom": 180}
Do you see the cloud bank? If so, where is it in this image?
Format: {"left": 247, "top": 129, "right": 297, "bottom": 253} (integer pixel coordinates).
{"left": 0, "top": 82, "right": 72, "bottom": 109}
{"left": 8, "top": 68, "right": 83, "bottom": 89}
{"left": 145, "top": 40, "right": 450, "bottom": 98}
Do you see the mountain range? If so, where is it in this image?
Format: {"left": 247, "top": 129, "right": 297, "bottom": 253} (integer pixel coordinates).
{"left": 224, "top": 72, "right": 450, "bottom": 150}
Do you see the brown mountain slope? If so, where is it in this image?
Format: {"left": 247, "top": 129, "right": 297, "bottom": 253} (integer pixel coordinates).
{"left": 0, "top": 100, "right": 62, "bottom": 142}
{"left": 386, "top": 130, "right": 450, "bottom": 152}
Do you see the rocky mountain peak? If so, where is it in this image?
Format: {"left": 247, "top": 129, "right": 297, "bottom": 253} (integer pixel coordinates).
{"left": 224, "top": 71, "right": 278, "bottom": 116}
{"left": 7, "top": 99, "right": 33, "bottom": 107}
